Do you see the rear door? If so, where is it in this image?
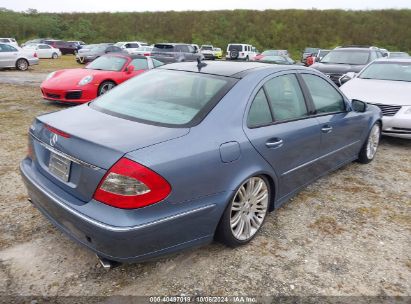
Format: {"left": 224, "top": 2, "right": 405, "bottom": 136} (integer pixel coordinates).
{"left": 299, "top": 73, "right": 367, "bottom": 170}
{"left": 244, "top": 72, "right": 322, "bottom": 201}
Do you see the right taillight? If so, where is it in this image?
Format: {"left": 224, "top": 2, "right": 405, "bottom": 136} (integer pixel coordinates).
{"left": 93, "top": 158, "right": 171, "bottom": 209}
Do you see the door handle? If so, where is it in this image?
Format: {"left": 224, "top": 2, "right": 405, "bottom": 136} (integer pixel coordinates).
{"left": 265, "top": 138, "right": 284, "bottom": 149}
{"left": 321, "top": 125, "right": 333, "bottom": 133}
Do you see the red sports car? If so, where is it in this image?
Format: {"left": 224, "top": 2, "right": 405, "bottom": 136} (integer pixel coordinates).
{"left": 41, "top": 54, "right": 164, "bottom": 104}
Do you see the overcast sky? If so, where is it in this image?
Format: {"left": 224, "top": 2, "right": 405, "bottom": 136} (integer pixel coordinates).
{"left": 1, "top": 0, "right": 411, "bottom": 12}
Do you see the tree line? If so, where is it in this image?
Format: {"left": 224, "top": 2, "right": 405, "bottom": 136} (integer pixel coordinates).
{"left": 1, "top": 8, "right": 410, "bottom": 58}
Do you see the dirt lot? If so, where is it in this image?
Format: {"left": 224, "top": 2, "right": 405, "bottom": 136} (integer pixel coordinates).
{"left": 0, "top": 57, "right": 410, "bottom": 299}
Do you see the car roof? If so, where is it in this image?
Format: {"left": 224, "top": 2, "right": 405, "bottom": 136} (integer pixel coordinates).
{"left": 158, "top": 61, "right": 301, "bottom": 78}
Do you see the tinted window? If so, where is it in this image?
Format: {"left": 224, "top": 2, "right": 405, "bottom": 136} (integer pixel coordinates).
{"left": 153, "top": 44, "right": 174, "bottom": 52}
{"left": 92, "top": 70, "right": 231, "bottom": 126}
{"left": 39, "top": 45, "right": 50, "bottom": 49}
{"left": 228, "top": 45, "right": 242, "bottom": 51}
{"left": 126, "top": 43, "right": 140, "bottom": 48}
{"left": 302, "top": 74, "right": 346, "bottom": 114}
{"left": 264, "top": 74, "right": 308, "bottom": 121}
{"left": 130, "top": 58, "right": 148, "bottom": 70}
{"left": 247, "top": 89, "right": 272, "bottom": 127}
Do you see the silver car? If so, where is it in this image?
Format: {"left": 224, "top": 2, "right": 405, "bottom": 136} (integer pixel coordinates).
{"left": 340, "top": 58, "right": 411, "bottom": 139}
{"left": 0, "top": 43, "right": 39, "bottom": 71}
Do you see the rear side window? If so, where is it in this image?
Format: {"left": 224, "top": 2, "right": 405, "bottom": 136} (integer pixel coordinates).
{"left": 130, "top": 58, "right": 148, "bottom": 70}
{"left": 301, "top": 74, "right": 346, "bottom": 114}
{"left": 247, "top": 89, "right": 272, "bottom": 127}
{"left": 0, "top": 44, "right": 17, "bottom": 52}
{"left": 264, "top": 74, "right": 308, "bottom": 121}
{"left": 91, "top": 70, "right": 233, "bottom": 127}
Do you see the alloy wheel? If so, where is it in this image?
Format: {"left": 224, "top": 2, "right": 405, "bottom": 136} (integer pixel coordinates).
{"left": 230, "top": 177, "right": 269, "bottom": 241}
{"left": 366, "top": 124, "right": 380, "bottom": 159}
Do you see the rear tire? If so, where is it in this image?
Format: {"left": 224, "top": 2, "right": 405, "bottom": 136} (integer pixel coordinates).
{"left": 358, "top": 122, "right": 381, "bottom": 164}
{"left": 16, "top": 58, "right": 29, "bottom": 71}
{"left": 98, "top": 81, "right": 116, "bottom": 96}
{"left": 216, "top": 176, "right": 270, "bottom": 247}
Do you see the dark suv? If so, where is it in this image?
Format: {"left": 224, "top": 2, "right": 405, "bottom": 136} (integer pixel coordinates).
{"left": 151, "top": 43, "right": 203, "bottom": 63}
{"left": 311, "top": 46, "right": 384, "bottom": 86}
{"left": 44, "top": 40, "right": 78, "bottom": 55}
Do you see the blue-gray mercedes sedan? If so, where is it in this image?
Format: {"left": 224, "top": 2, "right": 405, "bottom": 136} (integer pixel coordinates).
{"left": 20, "top": 62, "right": 382, "bottom": 265}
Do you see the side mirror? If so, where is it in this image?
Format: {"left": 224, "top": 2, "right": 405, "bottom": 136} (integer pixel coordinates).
{"left": 352, "top": 99, "right": 367, "bottom": 112}
{"left": 126, "top": 65, "right": 135, "bottom": 74}
{"left": 339, "top": 72, "right": 356, "bottom": 85}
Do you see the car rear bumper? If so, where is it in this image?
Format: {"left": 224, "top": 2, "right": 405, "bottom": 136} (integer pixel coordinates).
{"left": 20, "top": 158, "right": 224, "bottom": 262}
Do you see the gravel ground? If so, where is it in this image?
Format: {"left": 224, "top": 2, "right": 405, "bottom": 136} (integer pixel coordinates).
{"left": 0, "top": 82, "right": 410, "bottom": 300}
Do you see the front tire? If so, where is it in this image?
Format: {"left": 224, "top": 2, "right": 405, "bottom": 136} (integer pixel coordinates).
{"left": 52, "top": 53, "right": 58, "bottom": 59}
{"left": 98, "top": 81, "right": 116, "bottom": 96}
{"left": 16, "top": 59, "right": 29, "bottom": 71}
{"left": 216, "top": 176, "right": 270, "bottom": 247}
{"left": 358, "top": 123, "right": 381, "bottom": 164}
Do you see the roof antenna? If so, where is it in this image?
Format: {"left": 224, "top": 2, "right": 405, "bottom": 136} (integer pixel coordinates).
{"left": 197, "top": 57, "right": 207, "bottom": 71}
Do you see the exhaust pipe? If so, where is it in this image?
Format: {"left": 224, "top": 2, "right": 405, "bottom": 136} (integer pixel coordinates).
{"left": 96, "top": 255, "right": 120, "bottom": 270}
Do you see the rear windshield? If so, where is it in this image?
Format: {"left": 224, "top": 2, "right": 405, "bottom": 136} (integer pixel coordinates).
{"left": 228, "top": 45, "right": 243, "bottom": 51}
{"left": 201, "top": 46, "right": 213, "bottom": 50}
{"left": 91, "top": 70, "right": 235, "bottom": 127}
{"left": 321, "top": 50, "right": 370, "bottom": 65}
{"left": 153, "top": 44, "right": 174, "bottom": 52}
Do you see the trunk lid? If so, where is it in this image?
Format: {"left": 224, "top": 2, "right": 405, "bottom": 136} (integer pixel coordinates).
{"left": 30, "top": 104, "right": 189, "bottom": 202}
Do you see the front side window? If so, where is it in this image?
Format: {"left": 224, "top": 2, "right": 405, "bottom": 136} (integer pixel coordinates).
{"left": 0, "top": 44, "right": 17, "bottom": 52}
{"left": 302, "top": 74, "right": 346, "bottom": 114}
{"left": 130, "top": 58, "right": 148, "bottom": 70}
{"left": 264, "top": 74, "right": 308, "bottom": 121}
{"left": 247, "top": 89, "right": 272, "bottom": 127}
{"left": 91, "top": 70, "right": 232, "bottom": 126}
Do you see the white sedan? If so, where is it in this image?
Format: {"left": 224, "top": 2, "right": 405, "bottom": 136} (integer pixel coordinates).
{"left": 341, "top": 58, "right": 411, "bottom": 139}
{"left": 23, "top": 43, "right": 61, "bottom": 59}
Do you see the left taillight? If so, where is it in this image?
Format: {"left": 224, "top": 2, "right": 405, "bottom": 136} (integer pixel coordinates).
{"left": 34, "top": 52, "right": 38, "bottom": 58}
{"left": 93, "top": 158, "right": 171, "bottom": 209}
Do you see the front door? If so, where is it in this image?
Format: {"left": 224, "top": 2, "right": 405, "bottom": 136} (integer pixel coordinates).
{"left": 299, "top": 73, "right": 368, "bottom": 170}
{"left": 244, "top": 73, "right": 322, "bottom": 201}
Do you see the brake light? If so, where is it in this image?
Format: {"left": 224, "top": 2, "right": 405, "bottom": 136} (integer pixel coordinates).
{"left": 143, "top": 53, "right": 150, "bottom": 56}
{"left": 93, "top": 158, "right": 171, "bottom": 209}
{"left": 34, "top": 52, "right": 38, "bottom": 58}
{"left": 45, "top": 124, "right": 71, "bottom": 138}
